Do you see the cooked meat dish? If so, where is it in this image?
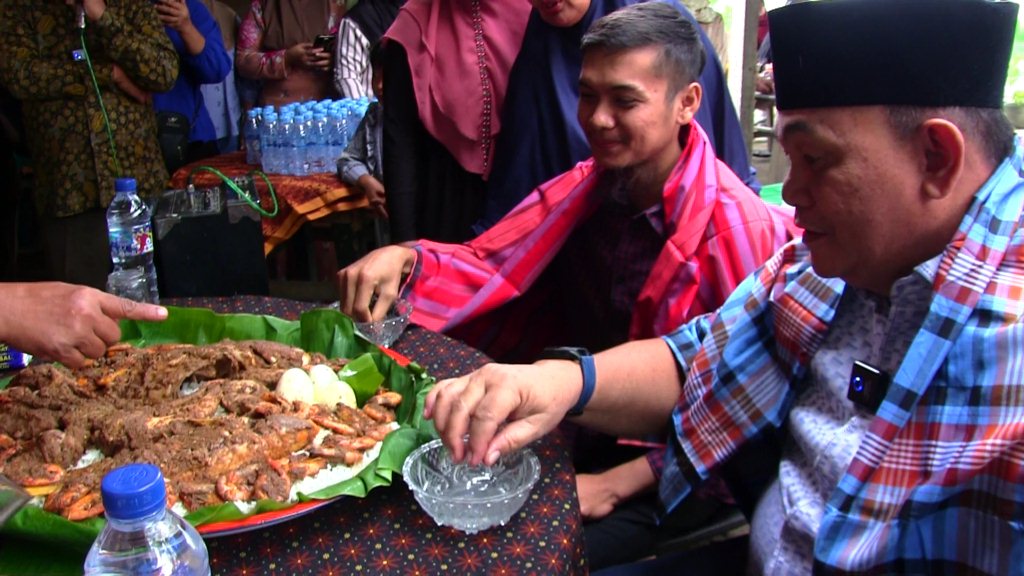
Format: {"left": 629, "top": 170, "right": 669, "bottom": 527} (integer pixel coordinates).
{"left": 0, "top": 340, "right": 401, "bottom": 521}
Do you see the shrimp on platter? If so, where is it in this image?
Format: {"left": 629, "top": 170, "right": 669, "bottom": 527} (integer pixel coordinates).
{"left": 0, "top": 340, "right": 406, "bottom": 523}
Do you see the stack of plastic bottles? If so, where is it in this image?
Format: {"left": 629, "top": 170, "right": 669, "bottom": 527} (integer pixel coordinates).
{"left": 243, "top": 98, "right": 373, "bottom": 176}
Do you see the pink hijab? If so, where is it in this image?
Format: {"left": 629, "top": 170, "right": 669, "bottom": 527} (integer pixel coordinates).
{"left": 384, "top": 0, "right": 531, "bottom": 178}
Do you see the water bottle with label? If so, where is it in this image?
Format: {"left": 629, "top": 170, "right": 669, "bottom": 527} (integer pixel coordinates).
{"left": 107, "top": 177, "right": 159, "bottom": 304}
{"left": 84, "top": 463, "right": 210, "bottom": 576}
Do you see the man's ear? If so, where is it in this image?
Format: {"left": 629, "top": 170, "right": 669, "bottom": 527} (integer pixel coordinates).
{"left": 918, "top": 118, "right": 965, "bottom": 200}
{"left": 676, "top": 82, "right": 702, "bottom": 126}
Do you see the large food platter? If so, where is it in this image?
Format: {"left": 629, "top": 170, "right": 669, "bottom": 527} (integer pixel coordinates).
{"left": 195, "top": 497, "right": 339, "bottom": 537}
{"left": 0, "top": 306, "right": 435, "bottom": 555}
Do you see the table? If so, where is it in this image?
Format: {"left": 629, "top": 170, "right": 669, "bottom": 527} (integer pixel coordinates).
{"left": 170, "top": 152, "right": 371, "bottom": 256}
{"left": 167, "top": 297, "right": 588, "bottom": 575}
{"left": 0, "top": 298, "right": 588, "bottom": 575}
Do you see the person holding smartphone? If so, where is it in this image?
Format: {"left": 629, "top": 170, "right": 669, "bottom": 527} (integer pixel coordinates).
{"left": 236, "top": 0, "right": 344, "bottom": 107}
{"left": 313, "top": 34, "right": 335, "bottom": 53}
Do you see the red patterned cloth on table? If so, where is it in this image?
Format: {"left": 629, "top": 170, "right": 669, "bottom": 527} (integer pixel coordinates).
{"left": 169, "top": 151, "right": 369, "bottom": 255}
{"left": 162, "top": 296, "right": 587, "bottom": 575}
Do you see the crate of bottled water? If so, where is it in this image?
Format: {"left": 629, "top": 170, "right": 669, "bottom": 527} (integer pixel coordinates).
{"left": 255, "top": 98, "right": 372, "bottom": 176}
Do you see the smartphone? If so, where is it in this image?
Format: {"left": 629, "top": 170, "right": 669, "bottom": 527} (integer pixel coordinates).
{"left": 313, "top": 34, "right": 335, "bottom": 51}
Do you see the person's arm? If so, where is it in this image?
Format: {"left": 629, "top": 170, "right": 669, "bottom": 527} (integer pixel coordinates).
{"left": 158, "top": 0, "right": 231, "bottom": 83}
{"left": 357, "top": 174, "right": 387, "bottom": 219}
{"left": 337, "top": 114, "right": 373, "bottom": 186}
{"left": 89, "top": 0, "right": 179, "bottom": 93}
{"left": 337, "top": 116, "right": 388, "bottom": 219}
{"left": 337, "top": 245, "right": 416, "bottom": 322}
{"left": 0, "top": 282, "right": 167, "bottom": 369}
{"left": 425, "top": 337, "right": 682, "bottom": 466}
{"left": 0, "top": 0, "right": 175, "bottom": 101}
{"left": 576, "top": 456, "right": 657, "bottom": 520}
{"left": 333, "top": 19, "right": 370, "bottom": 98}
{"left": 235, "top": 0, "right": 328, "bottom": 81}
{"left": 235, "top": 0, "right": 287, "bottom": 80}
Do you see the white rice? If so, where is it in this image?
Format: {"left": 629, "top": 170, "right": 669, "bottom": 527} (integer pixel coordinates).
{"left": 288, "top": 422, "right": 399, "bottom": 499}
{"left": 73, "top": 448, "right": 104, "bottom": 470}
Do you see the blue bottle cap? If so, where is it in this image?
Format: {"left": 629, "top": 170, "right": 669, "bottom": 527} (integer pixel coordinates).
{"left": 114, "top": 178, "right": 137, "bottom": 193}
{"left": 100, "top": 463, "right": 167, "bottom": 521}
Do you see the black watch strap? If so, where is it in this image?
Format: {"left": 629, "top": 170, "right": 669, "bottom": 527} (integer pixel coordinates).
{"left": 538, "top": 346, "right": 591, "bottom": 363}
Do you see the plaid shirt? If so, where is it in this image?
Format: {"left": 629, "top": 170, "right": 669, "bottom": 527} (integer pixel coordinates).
{"left": 660, "top": 146, "right": 1024, "bottom": 574}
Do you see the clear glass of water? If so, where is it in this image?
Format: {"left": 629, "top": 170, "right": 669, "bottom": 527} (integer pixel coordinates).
{"left": 402, "top": 438, "right": 541, "bottom": 534}
{"left": 354, "top": 298, "right": 413, "bottom": 348}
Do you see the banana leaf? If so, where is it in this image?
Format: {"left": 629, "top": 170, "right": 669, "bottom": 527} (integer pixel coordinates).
{"left": 0, "top": 306, "right": 437, "bottom": 575}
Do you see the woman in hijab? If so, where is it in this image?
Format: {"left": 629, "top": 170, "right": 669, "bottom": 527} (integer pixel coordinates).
{"left": 479, "top": 0, "right": 757, "bottom": 234}
{"left": 382, "top": 0, "right": 531, "bottom": 243}
{"left": 236, "top": 0, "right": 346, "bottom": 107}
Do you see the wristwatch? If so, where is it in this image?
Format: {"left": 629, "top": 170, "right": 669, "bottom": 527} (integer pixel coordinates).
{"left": 538, "top": 347, "right": 596, "bottom": 417}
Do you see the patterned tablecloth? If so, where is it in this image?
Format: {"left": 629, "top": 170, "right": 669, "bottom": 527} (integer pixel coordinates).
{"left": 169, "top": 152, "right": 371, "bottom": 256}
{"left": 162, "top": 296, "right": 589, "bottom": 576}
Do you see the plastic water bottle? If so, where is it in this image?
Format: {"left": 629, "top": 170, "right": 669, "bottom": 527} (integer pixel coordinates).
{"left": 83, "top": 463, "right": 210, "bottom": 576}
{"left": 295, "top": 113, "right": 311, "bottom": 175}
{"left": 328, "top": 110, "right": 349, "bottom": 162}
{"left": 107, "top": 177, "right": 159, "bottom": 304}
{"left": 279, "top": 114, "right": 299, "bottom": 175}
{"left": 244, "top": 109, "right": 262, "bottom": 165}
{"left": 260, "top": 112, "right": 279, "bottom": 174}
{"left": 341, "top": 103, "right": 358, "bottom": 142}
{"left": 309, "top": 112, "right": 329, "bottom": 174}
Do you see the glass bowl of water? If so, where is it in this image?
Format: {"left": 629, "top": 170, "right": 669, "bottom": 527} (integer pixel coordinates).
{"left": 354, "top": 298, "right": 413, "bottom": 348}
{"left": 402, "top": 438, "right": 540, "bottom": 534}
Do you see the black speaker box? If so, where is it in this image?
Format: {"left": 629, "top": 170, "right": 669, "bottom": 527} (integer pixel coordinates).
{"left": 153, "top": 186, "right": 269, "bottom": 297}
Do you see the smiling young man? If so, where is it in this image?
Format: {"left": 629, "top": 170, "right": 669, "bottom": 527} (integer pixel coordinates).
{"left": 338, "top": 3, "right": 790, "bottom": 355}
{"left": 422, "top": 0, "right": 1024, "bottom": 573}
{"left": 339, "top": 8, "right": 792, "bottom": 566}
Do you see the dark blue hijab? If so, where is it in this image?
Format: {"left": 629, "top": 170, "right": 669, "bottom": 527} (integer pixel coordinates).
{"left": 478, "top": 0, "right": 757, "bottom": 233}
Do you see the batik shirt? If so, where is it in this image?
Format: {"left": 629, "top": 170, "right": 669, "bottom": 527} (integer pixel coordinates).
{"left": 0, "top": 0, "right": 177, "bottom": 217}
{"left": 660, "top": 146, "right": 1024, "bottom": 574}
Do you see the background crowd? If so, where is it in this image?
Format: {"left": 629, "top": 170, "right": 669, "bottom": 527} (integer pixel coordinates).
{"left": 0, "top": 0, "right": 754, "bottom": 286}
